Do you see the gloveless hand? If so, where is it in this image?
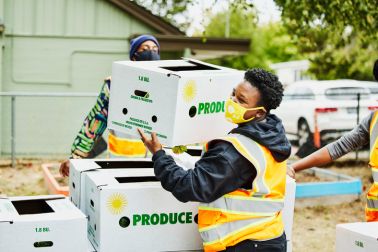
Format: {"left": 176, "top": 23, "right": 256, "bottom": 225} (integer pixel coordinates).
{"left": 137, "top": 128, "right": 163, "bottom": 155}
{"left": 59, "top": 159, "right": 70, "bottom": 177}
{"left": 286, "top": 165, "right": 295, "bottom": 179}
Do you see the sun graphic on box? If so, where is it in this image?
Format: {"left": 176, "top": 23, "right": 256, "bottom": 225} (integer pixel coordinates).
{"left": 107, "top": 193, "right": 127, "bottom": 215}
{"left": 182, "top": 80, "right": 197, "bottom": 102}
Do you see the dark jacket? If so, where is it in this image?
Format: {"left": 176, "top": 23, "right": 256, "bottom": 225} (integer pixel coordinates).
{"left": 152, "top": 113, "right": 291, "bottom": 203}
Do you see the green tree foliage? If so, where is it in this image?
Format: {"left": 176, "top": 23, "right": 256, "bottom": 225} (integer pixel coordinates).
{"left": 202, "top": 8, "right": 300, "bottom": 70}
{"left": 204, "top": 7, "right": 257, "bottom": 38}
{"left": 275, "top": 0, "right": 378, "bottom": 80}
{"left": 136, "top": 0, "right": 255, "bottom": 32}
{"left": 274, "top": 0, "right": 377, "bottom": 40}
{"left": 134, "top": 0, "right": 195, "bottom": 30}
{"left": 143, "top": 0, "right": 377, "bottom": 80}
{"left": 308, "top": 33, "right": 377, "bottom": 80}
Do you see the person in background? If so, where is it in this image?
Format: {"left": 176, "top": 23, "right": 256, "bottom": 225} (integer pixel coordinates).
{"left": 59, "top": 35, "right": 160, "bottom": 176}
{"left": 139, "top": 69, "right": 291, "bottom": 252}
{"left": 287, "top": 59, "right": 378, "bottom": 222}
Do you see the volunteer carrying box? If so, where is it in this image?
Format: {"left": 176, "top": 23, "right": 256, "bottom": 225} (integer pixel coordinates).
{"left": 108, "top": 58, "right": 243, "bottom": 146}
{"left": 69, "top": 151, "right": 201, "bottom": 213}
{"left": 336, "top": 222, "right": 378, "bottom": 252}
{"left": 0, "top": 195, "right": 87, "bottom": 252}
{"left": 84, "top": 168, "right": 202, "bottom": 252}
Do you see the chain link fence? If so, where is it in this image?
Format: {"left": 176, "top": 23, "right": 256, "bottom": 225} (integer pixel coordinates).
{"left": 0, "top": 92, "right": 98, "bottom": 167}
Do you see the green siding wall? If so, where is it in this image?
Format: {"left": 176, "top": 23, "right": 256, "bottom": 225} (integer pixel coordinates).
{"left": 0, "top": 0, "right": 164, "bottom": 156}
{"left": 5, "top": 0, "right": 153, "bottom": 37}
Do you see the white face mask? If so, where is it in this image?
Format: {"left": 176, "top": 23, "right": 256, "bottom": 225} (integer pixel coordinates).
{"left": 224, "top": 98, "right": 266, "bottom": 124}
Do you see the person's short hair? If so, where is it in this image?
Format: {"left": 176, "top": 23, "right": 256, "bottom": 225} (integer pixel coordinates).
{"left": 374, "top": 59, "right": 378, "bottom": 81}
{"left": 244, "top": 68, "right": 284, "bottom": 111}
{"left": 129, "top": 35, "right": 160, "bottom": 60}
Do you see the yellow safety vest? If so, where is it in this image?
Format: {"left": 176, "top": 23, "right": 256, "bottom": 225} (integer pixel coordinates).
{"left": 366, "top": 111, "right": 378, "bottom": 222}
{"left": 108, "top": 130, "right": 147, "bottom": 158}
{"left": 198, "top": 134, "right": 286, "bottom": 252}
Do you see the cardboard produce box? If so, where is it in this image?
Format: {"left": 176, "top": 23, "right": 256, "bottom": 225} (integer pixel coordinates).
{"left": 108, "top": 58, "right": 243, "bottom": 146}
{"left": 84, "top": 168, "right": 202, "bottom": 252}
{"left": 336, "top": 222, "right": 378, "bottom": 251}
{"left": 283, "top": 176, "right": 296, "bottom": 252}
{"left": 69, "top": 150, "right": 201, "bottom": 213}
{"left": 69, "top": 158, "right": 153, "bottom": 212}
{"left": 0, "top": 195, "right": 87, "bottom": 252}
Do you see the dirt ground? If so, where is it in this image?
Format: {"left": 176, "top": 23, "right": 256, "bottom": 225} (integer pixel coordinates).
{"left": 0, "top": 158, "right": 372, "bottom": 252}
{"left": 292, "top": 161, "right": 371, "bottom": 251}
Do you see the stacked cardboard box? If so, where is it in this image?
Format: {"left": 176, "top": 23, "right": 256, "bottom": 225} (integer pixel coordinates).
{"left": 69, "top": 150, "right": 200, "bottom": 213}
{"left": 336, "top": 222, "right": 378, "bottom": 252}
{"left": 0, "top": 195, "right": 87, "bottom": 252}
{"left": 69, "top": 158, "right": 154, "bottom": 213}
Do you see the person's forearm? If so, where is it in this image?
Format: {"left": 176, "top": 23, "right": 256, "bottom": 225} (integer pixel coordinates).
{"left": 152, "top": 144, "right": 244, "bottom": 203}
{"left": 152, "top": 150, "right": 198, "bottom": 203}
{"left": 326, "top": 115, "right": 370, "bottom": 159}
{"left": 292, "top": 147, "right": 332, "bottom": 172}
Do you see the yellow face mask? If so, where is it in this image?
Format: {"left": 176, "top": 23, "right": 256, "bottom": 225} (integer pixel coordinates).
{"left": 224, "top": 98, "right": 266, "bottom": 124}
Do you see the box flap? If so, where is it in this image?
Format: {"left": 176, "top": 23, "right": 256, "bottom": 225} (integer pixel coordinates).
{"left": 1, "top": 196, "right": 85, "bottom": 222}
{"left": 71, "top": 158, "right": 153, "bottom": 173}
{"left": 113, "top": 58, "right": 239, "bottom": 78}
{"left": 70, "top": 159, "right": 101, "bottom": 173}
{"left": 182, "top": 58, "right": 234, "bottom": 71}
{"left": 94, "top": 160, "right": 153, "bottom": 169}
{"left": 0, "top": 198, "right": 17, "bottom": 222}
{"left": 86, "top": 168, "right": 156, "bottom": 188}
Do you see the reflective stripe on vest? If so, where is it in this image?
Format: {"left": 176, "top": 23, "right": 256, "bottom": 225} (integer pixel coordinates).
{"left": 369, "top": 112, "right": 378, "bottom": 164}
{"left": 199, "top": 134, "right": 285, "bottom": 251}
{"left": 200, "top": 215, "right": 278, "bottom": 247}
{"left": 215, "top": 134, "right": 270, "bottom": 196}
{"left": 372, "top": 168, "right": 378, "bottom": 183}
{"left": 108, "top": 131, "right": 146, "bottom": 158}
{"left": 367, "top": 195, "right": 378, "bottom": 209}
{"left": 366, "top": 188, "right": 378, "bottom": 221}
{"left": 200, "top": 196, "right": 284, "bottom": 216}
{"left": 366, "top": 111, "right": 378, "bottom": 222}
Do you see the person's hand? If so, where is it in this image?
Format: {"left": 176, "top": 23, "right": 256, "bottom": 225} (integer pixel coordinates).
{"left": 287, "top": 165, "right": 295, "bottom": 179}
{"left": 137, "top": 128, "right": 162, "bottom": 155}
{"left": 59, "top": 159, "right": 70, "bottom": 177}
